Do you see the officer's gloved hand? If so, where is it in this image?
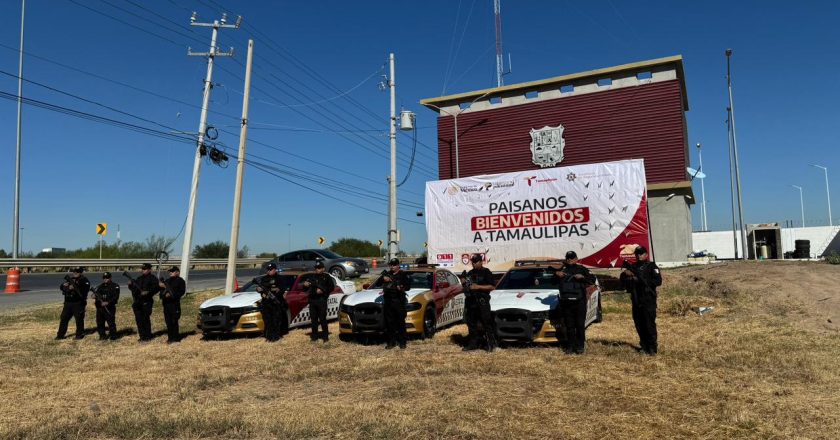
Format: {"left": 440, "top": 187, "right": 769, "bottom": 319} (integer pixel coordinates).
{"left": 270, "top": 287, "right": 280, "bottom": 293}
{"left": 256, "top": 286, "right": 264, "bottom": 293}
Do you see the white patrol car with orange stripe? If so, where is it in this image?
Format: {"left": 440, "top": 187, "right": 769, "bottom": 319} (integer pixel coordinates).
{"left": 338, "top": 266, "right": 465, "bottom": 339}
{"left": 491, "top": 262, "right": 602, "bottom": 343}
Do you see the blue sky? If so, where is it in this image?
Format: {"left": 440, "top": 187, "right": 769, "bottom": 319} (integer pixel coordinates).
{"left": 0, "top": 0, "right": 838, "bottom": 255}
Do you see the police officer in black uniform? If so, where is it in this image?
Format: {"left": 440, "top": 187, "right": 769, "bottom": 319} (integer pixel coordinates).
{"left": 257, "top": 263, "right": 288, "bottom": 342}
{"left": 91, "top": 272, "right": 120, "bottom": 340}
{"left": 56, "top": 267, "right": 91, "bottom": 340}
{"left": 159, "top": 266, "right": 186, "bottom": 344}
{"left": 461, "top": 254, "right": 497, "bottom": 352}
{"left": 381, "top": 258, "right": 410, "bottom": 349}
{"left": 555, "top": 251, "right": 595, "bottom": 354}
{"left": 301, "top": 260, "right": 336, "bottom": 342}
{"left": 128, "top": 263, "right": 160, "bottom": 342}
{"left": 620, "top": 245, "right": 662, "bottom": 355}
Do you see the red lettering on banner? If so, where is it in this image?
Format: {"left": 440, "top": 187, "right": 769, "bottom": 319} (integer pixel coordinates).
{"left": 470, "top": 208, "right": 590, "bottom": 231}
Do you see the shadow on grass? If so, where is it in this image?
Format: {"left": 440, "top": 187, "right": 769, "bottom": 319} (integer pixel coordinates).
{"left": 588, "top": 337, "right": 641, "bottom": 351}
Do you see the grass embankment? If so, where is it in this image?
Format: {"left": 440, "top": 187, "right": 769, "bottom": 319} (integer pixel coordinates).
{"left": 0, "top": 262, "right": 838, "bottom": 439}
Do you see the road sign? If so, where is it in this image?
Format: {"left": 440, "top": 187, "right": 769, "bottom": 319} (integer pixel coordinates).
{"left": 318, "top": 236, "right": 326, "bottom": 246}
{"left": 377, "top": 240, "right": 384, "bottom": 247}
{"left": 97, "top": 223, "right": 107, "bottom": 235}
{"left": 424, "top": 242, "right": 428, "bottom": 248}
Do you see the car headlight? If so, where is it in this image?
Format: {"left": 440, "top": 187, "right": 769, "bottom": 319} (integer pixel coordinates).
{"left": 241, "top": 306, "right": 260, "bottom": 314}
{"left": 406, "top": 302, "right": 423, "bottom": 312}
{"left": 340, "top": 303, "right": 354, "bottom": 314}
{"left": 345, "top": 261, "right": 356, "bottom": 267}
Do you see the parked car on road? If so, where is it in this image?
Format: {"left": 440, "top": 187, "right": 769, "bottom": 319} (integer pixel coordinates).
{"left": 338, "top": 266, "right": 464, "bottom": 340}
{"left": 490, "top": 262, "right": 602, "bottom": 344}
{"left": 261, "top": 249, "right": 369, "bottom": 280}
{"left": 197, "top": 270, "right": 356, "bottom": 336}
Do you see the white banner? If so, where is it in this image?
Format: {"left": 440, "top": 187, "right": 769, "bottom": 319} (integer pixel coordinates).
{"left": 425, "top": 159, "right": 651, "bottom": 271}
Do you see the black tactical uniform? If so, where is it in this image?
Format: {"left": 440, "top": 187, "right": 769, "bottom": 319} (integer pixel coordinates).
{"left": 160, "top": 267, "right": 186, "bottom": 343}
{"left": 555, "top": 254, "right": 595, "bottom": 354}
{"left": 92, "top": 273, "right": 120, "bottom": 340}
{"left": 57, "top": 268, "right": 91, "bottom": 340}
{"left": 382, "top": 259, "right": 411, "bottom": 349}
{"left": 462, "top": 259, "right": 497, "bottom": 351}
{"left": 258, "top": 267, "right": 288, "bottom": 342}
{"left": 129, "top": 264, "right": 161, "bottom": 341}
{"left": 620, "top": 246, "right": 662, "bottom": 355}
{"left": 302, "top": 264, "right": 336, "bottom": 342}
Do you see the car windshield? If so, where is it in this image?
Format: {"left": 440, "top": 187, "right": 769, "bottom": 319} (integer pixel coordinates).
{"left": 496, "top": 268, "right": 562, "bottom": 290}
{"left": 369, "top": 271, "right": 433, "bottom": 290}
{"left": 241, "top": 275, "right": 299, "bottom": 292}
{"left": 317, "top": 250, "right": 341, "bottom": 259}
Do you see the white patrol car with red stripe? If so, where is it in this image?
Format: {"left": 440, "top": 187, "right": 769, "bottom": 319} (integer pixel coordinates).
{"left": 490, "top": 262, "right": 602, "bottom": 343}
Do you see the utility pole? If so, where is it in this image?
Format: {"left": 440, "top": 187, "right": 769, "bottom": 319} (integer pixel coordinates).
{"left": 180, "top": 12, "right": 240, "bottom": 287}
{"left": 726, "top": 49, "right": 747, "bottom": 260}
{"left": 494, "top": 0, "right": 504, "bottom": 87}
{"left": 387, "top": 53, "right": 399, "bottom": 261}
{"left": 12, "top": 0, "right": 25, "bottom": 259}
{"left": 225, "top": 39, "right": 253, "bottom": 295}
{"left": 726, "top": 107, "right": 739, "bottom": 258}
{"left": 696, "top": 142, "right": 708, "bottom": 232}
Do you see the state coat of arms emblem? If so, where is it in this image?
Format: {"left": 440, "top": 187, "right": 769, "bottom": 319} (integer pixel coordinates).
{"left": 529, "top": 125, "right": 565, "bottom": 168}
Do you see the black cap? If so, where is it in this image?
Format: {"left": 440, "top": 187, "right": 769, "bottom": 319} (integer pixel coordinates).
{"left": 470, "top": 254, "right": 482, "bottom": 263}
{"left": 168, "top": 266, "right": 180, "bottom": 273}
{"left": 71, "top": 267, "right": 84, "bottom": 273}
{"left": 102, "top": 272, "right": 112, "bottom": 279}
{"left": 634, "top": 245, "right": 648, "bottom": 256}
{"left": 388, "top": 258, "right": 400, "bottom": 266}
{"left": 141, "top": 263, "right": 153, "bottom": 270}
{"left": 565, "top": 251, "right": 577, "bottom": 260}
{"left": 314, "top": 261, "right": 325, "bottom": 269}
{"left": 265, "top": 262, "right": 277, "bottom": 271}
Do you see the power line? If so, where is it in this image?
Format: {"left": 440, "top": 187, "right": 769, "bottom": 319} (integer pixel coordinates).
{"left": 65, "top": 0, "right": 182, "bottom": 45}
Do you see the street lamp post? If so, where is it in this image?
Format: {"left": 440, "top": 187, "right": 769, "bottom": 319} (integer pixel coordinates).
{"left": 791, "top": 185, "right": 805, "bottom": 229}
{"left": 287, "top": 223, "right": 291, "bottom": 251}
{"left": 696, "top": 142, "right": 708, "bottom": 231}
{"left": 424, "top": 91, "right": 491, "bottom": 178}
{"left": 810, "top": 164, "right": 832, "bottom": 227}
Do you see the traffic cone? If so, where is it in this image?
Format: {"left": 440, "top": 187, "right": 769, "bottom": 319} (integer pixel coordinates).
{"left": 372, "top": 258, "right": 378, "bottom": 269}
{"left": 4, "top": 267, "right": 20, "bottom": 294}
{"left": 234, "top": 277, "right": 240, "bottom": 292}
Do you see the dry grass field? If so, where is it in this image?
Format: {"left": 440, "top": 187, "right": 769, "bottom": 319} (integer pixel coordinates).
{"left": 1, "top": 261, "right": 838, "bottom": 439}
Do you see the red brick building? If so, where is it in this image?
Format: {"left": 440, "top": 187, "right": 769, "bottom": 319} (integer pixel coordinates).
{"left": 421, "top": 56, "right": 693, "bottom": 262}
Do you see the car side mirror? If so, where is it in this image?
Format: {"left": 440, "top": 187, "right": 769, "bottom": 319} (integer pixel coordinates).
{"left": 362, "top": 283, "right": 371, "bottom": 290}
{"left": 437, "top": 282, "right": 450, "bottom": 289}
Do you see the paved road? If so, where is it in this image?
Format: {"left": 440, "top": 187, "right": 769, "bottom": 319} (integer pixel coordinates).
{"left": 0, "top": 269, "right": 262, "bottom": 310}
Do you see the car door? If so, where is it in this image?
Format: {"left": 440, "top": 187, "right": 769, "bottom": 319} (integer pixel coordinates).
{"left": 584, "top": 280, "right": 600, "bottom": 326}
{"left": 298, "top": 251, "right": 319, "bottom": 271}
{"left": 285, "top": 275, "right": 310, "bottom": 327}
{"left": 277, "top": 251, "right": 299, "bottom": 270}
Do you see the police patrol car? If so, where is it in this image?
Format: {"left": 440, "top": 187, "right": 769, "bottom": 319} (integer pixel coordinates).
{"left": 197, "top": 270, "right": 356, "bottom": 336}
{"left": 490, "top": 262, "right": 602, "bottom": 343}
{"left": 338, "top": 266, "right": 465, "bottom": 339}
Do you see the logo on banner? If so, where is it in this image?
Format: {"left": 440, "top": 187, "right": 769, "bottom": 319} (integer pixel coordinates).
{"left": 529, "top": 124, "right": 565, "bottom": 168}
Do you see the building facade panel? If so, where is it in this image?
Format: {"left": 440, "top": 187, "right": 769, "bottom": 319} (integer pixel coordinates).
{"left": 436, "top": 79, "right": 688, "bottom": 184}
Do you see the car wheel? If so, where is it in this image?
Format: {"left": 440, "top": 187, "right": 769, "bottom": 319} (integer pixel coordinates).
{"left": 594, "top": 295, "right": 603, "bottom": 323}
{"left": 330, "top": 266, "right": 347, "bottom": 280}
{"left": 422, "top": 305, "right": 437, "bottom": 339}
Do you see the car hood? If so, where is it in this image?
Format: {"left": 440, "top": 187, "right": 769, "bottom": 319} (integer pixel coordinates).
{"left": 490, "top": 289, "right": 559, "bottom": 312}
{"left": 199, "top": 292, "right": 260, "bottom": 309}
{"left": 342, "top": 288, "right": 428, "bottom": 306}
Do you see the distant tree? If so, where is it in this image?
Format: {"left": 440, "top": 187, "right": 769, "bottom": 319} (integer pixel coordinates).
{"left": 329, "top": 238, "right": 379, "bottom": 257}
{"left": 257, "top": 252, "right": 277, "bottom": 259}
{"left": 0, "top": 249, "right": 8, "bottom": 258}
{"left": 193, "top": 241, "right": 249, "bottom": 258}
